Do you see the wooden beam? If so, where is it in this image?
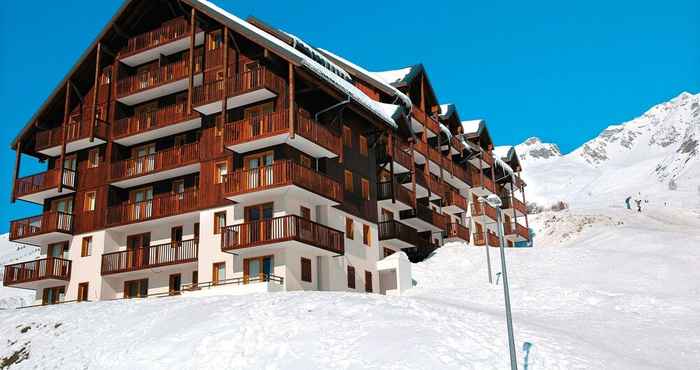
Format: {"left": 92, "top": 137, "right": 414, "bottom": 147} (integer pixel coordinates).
{"left": 288, "top": 62, "right": 295, "bottom": 139}
{"left": 11, "top": 140, "right": 21, "bottom": 203}
{"left": 112, "top": 23, "right": 130, "bottom": 40}
{"left": 101, "top": 44, "right": 117, "bottom": 58}
{"left": 90, "top": 43, "right": 102, "bottom": 142}
{"left": 58, "top": 82, "right": 71, "bottom": 193}
{"left": 187, "top": 8, "right": 196, "bottom": 113}
{"left": 70, "top": 82, "right": 84, "bottom": 102}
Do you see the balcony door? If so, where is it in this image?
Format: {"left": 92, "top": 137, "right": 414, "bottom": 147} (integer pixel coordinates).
{"left": 127, "top": 233, "right": 151, "bottom": 269}
{"left": 51, "top": 197, "right": 73, "bottom": 231}
{"left": 131, "top": 143, "right": 156, "bottom": 175}
{"left": 42, "top": 286, "right": 65, "bottom": 305}
{"left": 134, "top": 101, "right": 158, "bottom": 131}
{"left": 244, "top": 151, "right": 274, "bottom": 189}
{"left": 244, "top": 203, "right": 273, "bottom": 244}
{"left": 130, "top": 187, "right": 153, "bottom": 220}
{"left": 244, "top": 102, "right": 274, "bottom": 137}
{"left": 62, "top": 155, "right": 77, "bottom": 188}
{"left": 243, "top": 255, "right": 273, "bottom": 284}
{"left": 48, "top": 242, "right": 69, "bottom": 259}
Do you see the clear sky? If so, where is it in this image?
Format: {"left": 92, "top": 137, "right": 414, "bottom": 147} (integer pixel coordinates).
{"left": 0, "top": 0, "right": 698, "bottom": 230}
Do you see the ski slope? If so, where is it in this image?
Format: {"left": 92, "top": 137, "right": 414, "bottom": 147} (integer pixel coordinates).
{"left": 0, "top": 235, "right": 37, "bottom": 310}
{"left": 1, "top": 206, "right": 698, "bottom": 369}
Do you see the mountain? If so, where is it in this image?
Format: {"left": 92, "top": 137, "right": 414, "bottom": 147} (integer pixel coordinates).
{"left": 0, "top": 234, "right": 38, "bottom": 309}
{"left": 516, "top": 91, "right": 700, "bottom": 210}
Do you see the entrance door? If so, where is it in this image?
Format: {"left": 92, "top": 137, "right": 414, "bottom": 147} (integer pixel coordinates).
{"left": 124, "top": 279, "right": 148, "bottom": 298}
{"left": 132, "top": 143, "right": 156, "bottom": 175}
{"left": 51, "top": 197, "right": 73, "bottom": 231}
{"left": 169, "top": 274, "right": 182, "bottom": 295}
{"left": 212, "top": 262, "right": 225, "bottom": 285}
{"left": 42, "top": 286, "right": 65, "bottom": 305}
{"left": 244, "top": 151, "right": 274, "bottom": 189}
{"left": 77, "top": 282, "right": 89, "bottom": 302}
{"left": 244, "top": 203, "right": 273, "bottom": 243}
{"left": 244, "top": 256, "right": 273, "bottom": 283}
{"left": 130, "top": 187, "right": 153, "bottom": 220}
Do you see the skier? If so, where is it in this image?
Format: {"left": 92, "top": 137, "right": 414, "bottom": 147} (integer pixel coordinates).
{"left": 635, "top": 198, "right": 642, "bottom": 213}
{"left": 625, "top": 196, "right": 632, "bottom": 210}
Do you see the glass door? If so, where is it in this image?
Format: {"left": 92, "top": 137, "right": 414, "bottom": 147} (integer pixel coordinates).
{"left": 51, "top": 197, "right": 73, "bottom": 231}
{"left": 245, "top": 151, "right": 274, "bottom": 189}
{"left": 130, "top": 187, "right": 153, "bottom": 220}
{"left": 244, "top": 203, "right": 273, "bottom": 243}
{"left": 244, "top": 256, "right": 273, "bottom": 284}
{"left": 132, "top": 144, "right": 156, "bottom": 175}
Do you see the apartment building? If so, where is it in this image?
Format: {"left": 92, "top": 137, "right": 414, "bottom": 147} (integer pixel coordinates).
{"left": 3, "top": 0, "right": 528, "bottom": 306}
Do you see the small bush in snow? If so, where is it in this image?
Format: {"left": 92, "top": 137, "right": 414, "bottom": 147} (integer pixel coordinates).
{"left": 550, "top": 201, "right": 569, "bottom": 212}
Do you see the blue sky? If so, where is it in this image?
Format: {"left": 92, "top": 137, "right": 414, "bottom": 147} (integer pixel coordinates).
{"left": 0, "top": 0, "right": 698, "bottom": 230}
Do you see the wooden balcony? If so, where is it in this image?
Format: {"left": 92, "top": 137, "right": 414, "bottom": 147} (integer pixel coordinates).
{"left": 377, "top": 139, "right": 413, "bottom": 174}
{"left": 223, "top": 160, "right": 342, "bottom": 205}
{"left": 472, "top": 203, "right": 497, "bottom": 222}
{"left": 502, "top": 196, "right": 527, "bottom": 217}
{"left": 446, "top": 223, "right": 470, "bottom": 243}
{"left": 378, "top": 220, "right": 420, "bottom": 249}
{"left": 473, "top": 232, "right": 500, "bottom": 247}
{"left": 224, "top": 108, "right": 341, "bottom": 158}
{"left": 505, "top": 222, "right": 530, "bottom": 242}
{"left": 14, "top": 168, "right": 76, "bottom": 204}
{"left": 105, "top": 189, "right": 200, "bottom": 228}
{"left": 470, "top": 166, "right": 497, "bottom": 196}
{"left": 469, "top": 150, "right": 494, "bottom": 169}
{"left": 2, "top": 257, "right": 71, "bottom": 288}
{"left": 101, "top": 239, "right": 198, "bottom": 276}
{"left": 443, "top": 190, "right": 468, "bottom": 214}
{"left": 446, "top": 163, "right": 472, "bottom": 189}
{"left": 377, "top": 181, "right": 414, "bottom": 211}
{"left": 112, "top": 102, "right": 202, "bottom": 146}
{"left": 116, "top": 50, "right": 203, "bottom": 105}
{"left": 35, "top": 117, "right": 109, "bottom": 157}
{"left": 118, "top": 17, "right": 205, "bottom": 67}
{"left": 221, "top": 215, "right": 344, "bottom": 255}
{"left": 411, "top": 107, "right": 440, "bottom": 137}
{"left": 9, "top": 212, "right": 73, "bottom": 245}
{"left": 193, "top": 67, "right": 285, "bottom": 115}
{"left": 110, "top": 142, "right": 200, "bottom": 188}
{"left": 399, "top": 204, "right": 447, "bottom": 232}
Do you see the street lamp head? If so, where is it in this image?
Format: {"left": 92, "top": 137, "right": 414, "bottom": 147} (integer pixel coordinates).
{"left": 484, "top": 194, "right": 503, "bottom": 208}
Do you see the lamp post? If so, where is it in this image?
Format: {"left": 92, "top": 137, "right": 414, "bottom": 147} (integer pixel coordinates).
{"left": 477, "top": 197, "right": 493, "bottom": 284}
{"left": 481, "top": 193, "right": 518, "bottom": 370}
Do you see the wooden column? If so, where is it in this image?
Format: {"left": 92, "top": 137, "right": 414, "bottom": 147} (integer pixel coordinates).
{"left": 388, "top": 132, "right": 395, "bottom": 204}
{"left": 58, "top": 82, "right": 71, "bottom": 193}
{"left": 11, "top": 140, "right": 21, "bottom": 203}
{"left": 488, "top": 150, "right": 496, "bottom": 193}
{"left": 187, "top": 8, "right": 197, "bottom": 113}
{"left": 220, "top": 27, "right": 230, "bottom": 151}
{"left": 520, "top": 177, "right": 530, "bottom": 239}
{"left": 288, "top": 62, "right": 295, "bottom": 139}
{"left": 90, "top": 43, "right": 102, "bottom": 142}
{"left": 410, "top": 139, "right": 417, "bottom": 208}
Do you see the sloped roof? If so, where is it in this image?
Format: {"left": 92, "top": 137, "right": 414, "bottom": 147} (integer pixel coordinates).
{"left": 461, "top": 119, "right": 485, "bottom": 136}
{"left": 372, "top": 65, "right": 422, "bottom": 86}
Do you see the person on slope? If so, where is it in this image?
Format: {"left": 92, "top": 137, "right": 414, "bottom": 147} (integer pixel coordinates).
{"left": 625, "top": 196, "right": 632, "bottom": 210}
{"left": 635, "top": 198, "right": 642, "bottom": 213}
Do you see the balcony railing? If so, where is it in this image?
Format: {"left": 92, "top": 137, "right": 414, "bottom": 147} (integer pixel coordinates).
{"left": 378, "top": 138, "right": 413, "bottom": 170}
{"left": 119, "top": 17, "right": 191, "bottom": 58}
{"left": 223, "top": 108, "right": 341, "bottom": 156}
{"left": 447, "top": 223, "right": 470, "bottom": 242}
{"left": 113, "top": 103, "right": 199, "bottom": 139}
{"left": 105, "top": 189, "right": 200, "bottom": 226}
{"left": 411, "top": 107, "right": 441, "bottom": 135}
{"left": 444, "top": 190, "right": 468, "bottom": 211}
{"left": 378, "top": 220, "right": 419, "bottom": 246}
{"left": 505, "top": 223, "right": 530, "bottom": 240}
{"left": 193, "top": 67, "right": 286, "bottom": 108}
{"left": 35, "top": 118, "right": 109, "bottom": 152}
{"left": 223, "top": 160, "right": 342, "bottom": 203}
{"left": 110, "top": 142, "right": 199, "bottom": 181}
{"left": 470, "top": 166, "right": 497, "bottom": 193}
{"left": 14, "top": 169, "right": 76, "bottom": 199}
{"left": 101, "top": 239, "right": 198, "bottom": 275}
{"left": 3, "top": 257, "right": 71, "bottom": 286}
{"left": 473, "top": 232, "right": 500, "bottom": 247}
{"left": 502, "top": 196, "right": 527, "bottom": 215}
{"left": 450, "top": 163, "right": 472, "bottom": 185}
{"left": 377, "top": 181, "right": 414, "bottom": 207}
{"left": 9, "top": 212, "right": 73, "bottom": 241}
{"left": 425, "top": 174, "right": 447, "bottom": 197}
{"left": 116, "top": 50, "right": 202, "bottom": 97}
{"left": 399, "top": 204, "right": 447, "bottom": 230}
{"left": 221, "top": 215, "right": 344, "bottom": 255}
{"left": 471, "top": 203, "right": 497, "bottom": 221}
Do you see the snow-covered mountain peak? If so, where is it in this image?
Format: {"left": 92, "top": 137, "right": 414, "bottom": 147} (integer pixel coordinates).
{"left": 514, "top": 137, "right": 561, "bottom": 162}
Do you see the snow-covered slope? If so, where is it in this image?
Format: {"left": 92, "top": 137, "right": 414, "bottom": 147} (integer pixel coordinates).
{"left": 0, "top": 234, "right": 38, "bottom": 309}
{"left": 516, "top": 92, "right": 700, "bottom": 209}
{"left": 1, "top": 207, "right": 698, "bottom": 369}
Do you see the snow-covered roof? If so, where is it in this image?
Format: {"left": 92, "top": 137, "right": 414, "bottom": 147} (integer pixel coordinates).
{"left": 494, "top": 156, "right": 515, "bottom": 178}
{"left": 439, "top": 123, "right": 452, "bottom": 139}
{"left": 493, "top": 145, "right": 513, "bottom": 160}
{"left": 461, "top": 119, "right": 485, "bottom": 135}
{"left": 317, "top": 48, "right": 412, "bottom": 110}
{"left": 439, "top": 103, "right": 455, "bottom": 119}
{"left": 372, "top": 65, "right": 422, "bottom": 86}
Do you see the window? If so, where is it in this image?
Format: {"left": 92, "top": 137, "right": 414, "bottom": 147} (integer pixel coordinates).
{"left": 81, "top": 236, "right": 92, "bottom": 257}
{"left": 77, "top": 282, "right": 89, "bottom": 302}
{"left": 173, "top": 180, "right": 185, "bottom": 200}
{"left": 84, "top": 191, "right": 96, "bottom": 211}
{"left": 345, "top": 218, "right": 354, "bottom": 240}
{"left": 87, "top": 149, "right": 100, "bottom": 168}
{"left": 300, "top": 206, "right": 311, "bottom": 220}
{"left": 301, "top": 257, "right": 312, "bottom": 283}
{"left": 215, "top": 162, "right": 228, "bottom": 184}
{"left": 363, "top": 224, "right": 371, "bottom": 246}
{"left": 359, "top": 135, "right": 368, "bottom": 156}
{"left": 124, "top": 279, "right": 148, "bottom": 298}
{"left": 344, "top": 171, "right": 353, "bottom": 192}
{"left": 214, "top": 211, "right": 226, "bottom": 234}
{"left": 215, "top": 118, "right": 224, "bottom": 137}
{"left": 361, "top": 178, "right": 370, "bottom": 200}
{"left": 343, "top": 125, "right": 352, "bottom": 147}
{"left": 383, "top": 247, "right": 395, "bottom": 258}
{"left": 365, "top": 271, "right": 373, "bottom": 293}
{"left": 208, "top": 29, "right": 223, "bottom": 50}
{"left": 347, "top": 266, "right": 356, "bottom": 289}
{"left": 213, "top": 262, "right": 226, "bottom": 284}
{"left": 299, "top": 155, "right": 312, "bottom": 168}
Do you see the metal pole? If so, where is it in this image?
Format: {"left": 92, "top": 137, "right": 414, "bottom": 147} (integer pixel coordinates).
{"left": 496, "top": 206, "right": 518, "bottom": 370}
{"left": 484, "top": 212, "right": 493, "bottom": 284}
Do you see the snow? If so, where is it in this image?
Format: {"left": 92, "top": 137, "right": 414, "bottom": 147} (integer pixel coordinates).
{"left": 196, "top": 0, "right": 400, "bottom": 129}
{"left": 439, "top": 103, "right": 455, "bottom": 119}
{"left": 493, "top": 145, "right": 513, "bottom": 160}
{"left": 0, "top": 234, "right": 38, "bottom": 310}
{"left": 372, "top": 66, "right": 417, "bottom": 86}
{"left": 438, "top": 123, "right": 452, "bottom": 139}
{"left": 494, "top": 156, "right": 515, "bottom": 178}
{"left": 317, "top": 48, "right": 413, "bottom": 110}
{"left": 461, "top": 119, "right": 484, "bottom": 135}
